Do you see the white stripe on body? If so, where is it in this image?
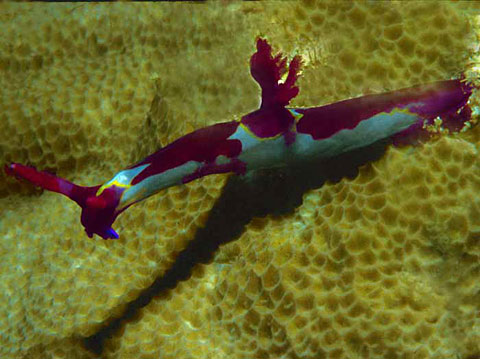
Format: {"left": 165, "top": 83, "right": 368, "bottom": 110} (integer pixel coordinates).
{"left": 292, "top": 109, "right": 420, "bottom": 161}
{"left": 118, "top": 161, "right": 201, "bottom": 210}
{"left": 229, "top": 125, "right": 289, "bottom": 170}
{"left": 111, "top": 109, "right": 420, "bottom": 210}
{"left": 230, "top": 109, "right": 420, "bottom": 172}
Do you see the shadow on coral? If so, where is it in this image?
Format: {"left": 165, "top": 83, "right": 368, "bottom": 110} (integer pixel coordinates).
{"left": 83, "top": 138, "right": 390, "bottom": 355}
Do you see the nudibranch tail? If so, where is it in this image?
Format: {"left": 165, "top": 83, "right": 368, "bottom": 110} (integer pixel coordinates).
{"left": 294, "top": 77, "right": 475, "bottom": 152}
{"left": 390, "top": 78, "right": 474, "bottom": 146}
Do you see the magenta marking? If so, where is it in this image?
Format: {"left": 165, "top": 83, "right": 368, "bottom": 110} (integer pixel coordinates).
{"left": 241, "top": 107, "right": 295, "bottom": 139}
{"left": 130, "top": 121, "right": 242, "bottom": 185}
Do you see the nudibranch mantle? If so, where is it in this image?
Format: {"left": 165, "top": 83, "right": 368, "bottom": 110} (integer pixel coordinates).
{"left": 5, "top": 38, "right": 475, "bottom": 239}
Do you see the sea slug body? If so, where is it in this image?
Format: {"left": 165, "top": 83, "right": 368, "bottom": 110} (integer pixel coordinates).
{"left": 5, "top": 38, "right": 475, "bottom": 239}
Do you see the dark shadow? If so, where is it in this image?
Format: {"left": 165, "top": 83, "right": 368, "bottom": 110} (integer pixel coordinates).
{"left": 83, "top": 138, "right": 390, "bottom": 355}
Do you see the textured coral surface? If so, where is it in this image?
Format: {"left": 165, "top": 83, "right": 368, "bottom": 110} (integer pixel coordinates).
{"left": 105, "top": 132, "right": 480, "bottom": 359}
{"left": 0, "top": 1, "right": 479, "bottom": 358}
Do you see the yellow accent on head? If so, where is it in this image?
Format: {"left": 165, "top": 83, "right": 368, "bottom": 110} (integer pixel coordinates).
{"left": 96, "top": 181, "right": 131, "bottom": 196}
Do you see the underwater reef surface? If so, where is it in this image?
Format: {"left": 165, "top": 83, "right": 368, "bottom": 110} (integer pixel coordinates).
{"left": 1, "top": 1, "right": 480, "bottom": 358}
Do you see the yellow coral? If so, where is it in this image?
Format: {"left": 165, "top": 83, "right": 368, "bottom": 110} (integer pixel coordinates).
{"left": 104, "top": 128, "right": 480, "bottom": 359}
{"left": 0, "top": 1, "right": 479, "bottom": 358}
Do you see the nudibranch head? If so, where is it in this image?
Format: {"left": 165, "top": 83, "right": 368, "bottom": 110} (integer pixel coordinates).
{"left": 80, "top": 187, "right": 123, "bottom": 240}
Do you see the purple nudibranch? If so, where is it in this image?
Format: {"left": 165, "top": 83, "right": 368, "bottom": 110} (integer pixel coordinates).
{"left": 5, "top": 38, "right": 475, "bottom": 239}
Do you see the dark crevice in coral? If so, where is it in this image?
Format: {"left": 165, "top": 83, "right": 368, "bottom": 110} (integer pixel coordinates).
{"left": 83, "top": 138, "right": 390, "bottom": 355}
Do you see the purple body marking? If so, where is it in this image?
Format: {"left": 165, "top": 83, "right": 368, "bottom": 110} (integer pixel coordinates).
{"left": 5, "top": 38, "right": 476, "bottom": 239}
{"left": 129, "top": 121, "right": 242, "bottom": 185}
{"left": 296, "top": 80, "right": 473, "bottom": 140}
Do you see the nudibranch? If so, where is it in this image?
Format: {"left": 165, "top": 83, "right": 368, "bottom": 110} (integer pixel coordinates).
{"left": 5, "top": 38, "right": 475, "bottom": 239}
